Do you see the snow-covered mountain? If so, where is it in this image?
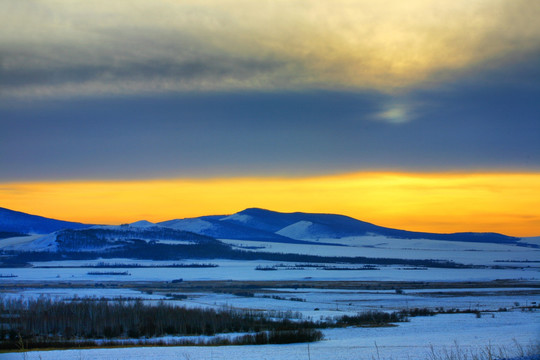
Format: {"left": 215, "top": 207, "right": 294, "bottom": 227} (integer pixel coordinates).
{"left": 0, "top": 207, "right": 532, "bottom": 256}
{"left": 2, "top": 224, "right": 225, "bottom": 255}
{"left": 161, "top": 208, "right": 523, "bottom": 245}
{"left": 159, "top": 214, "right": 321, "bottom": 245}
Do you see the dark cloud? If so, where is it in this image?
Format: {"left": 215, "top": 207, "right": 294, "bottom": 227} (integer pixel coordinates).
{"left": 1, "top": 62, "right": 539, "bottom": 181}
{"left": 2, "top": 41, "right": 539, "bottom": 181}
{"left": 0, "top": 50, "right": 286, "bottom": 92}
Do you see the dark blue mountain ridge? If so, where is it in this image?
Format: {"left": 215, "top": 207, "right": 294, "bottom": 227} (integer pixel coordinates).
{"left": 220, "top": 208, "right": 521, "bottom": 244}
{"left": 0, "top": 206, "right": 524, "bottom": 245}
{"left": 0, "top": 207, "right": 93, "bottom": 234}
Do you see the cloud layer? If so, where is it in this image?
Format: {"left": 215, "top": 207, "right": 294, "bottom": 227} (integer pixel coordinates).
{"left": 1, "top": 1, "right": 539, "bottom": 181}
{"left": 2, "top": 0, "right": 540, "bottom": 98}
{"left": 1, "top": 79, "right": 539, "bottom": 181}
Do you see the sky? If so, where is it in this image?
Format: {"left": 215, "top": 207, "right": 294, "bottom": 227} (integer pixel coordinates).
{"left": 1, "top": 0, "right": 540, "bottom": 236}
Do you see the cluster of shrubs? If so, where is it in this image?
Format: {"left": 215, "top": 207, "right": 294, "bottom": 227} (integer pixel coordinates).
{"left": 255, "top": 265, "right": 278, "bottom": 271}
{"left": 336, "top": 311, "right": 406, "bottom": 326}
{"left": 255, "top": 264, "right": 380, "bottom": 271}
{"left": 4, "top": 329, "right": 324, "bottom": 351}
{"left": 88, "top": 262, "right": 218, "bottom": 268}
{"left": 262, "top": 295, "right": 306, "bottom": 302}
{"left": 399, "top": 307, "right": 436, "bottom": 317}
{"left": 0, "top": 296, "right": 415, "bottom": 350}
{"left": 0, "top": 296, "right": 327, "bottom": 350}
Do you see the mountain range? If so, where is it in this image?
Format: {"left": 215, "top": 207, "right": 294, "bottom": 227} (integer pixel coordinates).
{"left": 2, "top": 206, "right": 538, "bottom": 268}
{"left": 0, "top": 206, "right": 524, "bottom": 246}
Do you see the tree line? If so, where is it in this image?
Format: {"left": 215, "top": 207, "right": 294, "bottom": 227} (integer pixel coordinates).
{"left": 2, "top": 245, "right": 473, "bottom": 269}
{"left": 0, "top": 296, "right": 408, "bottom": 350}
{"left": 0, "top": 297, "right": 325, "bottom": 348}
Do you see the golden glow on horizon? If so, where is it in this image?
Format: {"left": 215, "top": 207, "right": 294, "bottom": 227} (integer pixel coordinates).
{"left": 1, "top": 172, "right": 539, "bottom": 237}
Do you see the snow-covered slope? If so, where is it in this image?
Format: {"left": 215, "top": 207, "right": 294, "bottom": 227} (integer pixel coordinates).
{"left": 129, "top": 220, "right": 157, "bottom": 228}
{"left": 220, "top": 208, "right": 524, "bottom": 245}
{"left": 159, "top": 215, "right": 314, "bottom": 244}
{"left": 1, "top": 207, "right": 535, "bottom": 259}
{"left": 0, "top": 234, "right": 48, "bottom": 251}
{"left": 161, "top": 218, "right": 217, "bottom": 233}
{"left": 276, "top": 221, "right": 315, "bottom": 239}
{"left": 9, "top": 233, "right": 59, "bottom": 252}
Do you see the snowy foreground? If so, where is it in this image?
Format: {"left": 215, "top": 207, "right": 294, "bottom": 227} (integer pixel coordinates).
{"left": 1, "top": 234, "right": 538, "bottom": 360}
{"left": 1, "top": 311, "right": 538, "bottom": 360}
{"left": 1, "top": 274, "right": 538, "bottom": 360}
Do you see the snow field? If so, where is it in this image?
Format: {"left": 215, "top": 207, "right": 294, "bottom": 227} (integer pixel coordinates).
{"left": 1, "top": 259, "right": 538, "bottom": 282}
{"left": 3, "top": 282, "right": 538, "bottom": 322}
{"left": 222, "top": 236, "right": 540, "bottom": 266}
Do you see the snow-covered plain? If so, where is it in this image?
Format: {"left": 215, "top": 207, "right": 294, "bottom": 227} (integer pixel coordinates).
{"left": 1, "top": 229, "right": 539, "bottom": 359}
{"left": 4, "top": 283, "right": 537, "bottom": 317}
{"left": 174, "top": 287, "right": 540, "bottom": 316}
{"left": 223, "top": 235, "right": 540, "bottom": 266}
{"left": 1, "top": 256, "right": 538, "bottom": 360}
{"left": 0, "top": 260, "right": 540, "bottom": 283}
{"left": 0, "top": 259, "right": 538, "bottom": 282}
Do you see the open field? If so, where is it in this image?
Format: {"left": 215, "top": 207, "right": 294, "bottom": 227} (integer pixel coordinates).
{"left": 0, "top": 258, "right": 538, "bottom": 283}
{"left": 1, "top": 239, "right": 538, "bottom": 360}
{"left": 1, "top": 273, "right": 539, "bottom": 360}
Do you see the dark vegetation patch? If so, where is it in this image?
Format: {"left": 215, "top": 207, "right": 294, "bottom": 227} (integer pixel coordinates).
{"left": 86, "top": 271, "right": 131, "bottom": 276}
{"left": 262, "top": 295, "right": 306, "bottom": 302}
{"left": 54, "top": 228, "right": 217, "bottom": 251}
{"left": 335, "top": 311, "right": 404, "bottom": 326}
{"left": 35, "top": 262, "right": 219, "bottom": 269}
{"left": 6, "top": 328, "right": 325, "bottom": 352}
{"left": 255, "top": 264, "right": 380, "bottom": 271}
{"left": 3, "top": 279, "right": 536, "bottom": 296}
{"left": 2, "top": 246, "right": 475, "bottom": 269}
{"left": 0, "top": 274, "right": 17, "bottom": 278}
{"left": 255, "top": 265, "right": 279, "bottom": 271}
{"left": 0, "top": 297, "right": 406, "bottom": 350}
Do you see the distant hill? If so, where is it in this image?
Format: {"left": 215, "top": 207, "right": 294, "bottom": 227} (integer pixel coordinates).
{"left": 1, "top": 206, "right": 535, "bottom": 265}
{"left": 161, "top": 208, "right": 522, "bottom": 245}
{"left": 0, "top": 207, "right": 92, "bottom": 234}
{"left": 0, "top": 206, "right": 523, "bottom": 247}
{"left": 159, "top": 214, "right": 332, "bottom": 245}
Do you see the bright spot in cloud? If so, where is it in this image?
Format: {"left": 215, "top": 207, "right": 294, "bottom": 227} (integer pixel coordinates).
{"left": 375, "top": 103, "right": 412, "bottom": 124}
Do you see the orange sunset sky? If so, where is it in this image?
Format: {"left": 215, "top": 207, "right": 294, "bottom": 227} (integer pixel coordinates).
{"left": 1, "top": 172, "right": 539, "bottom": 237}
